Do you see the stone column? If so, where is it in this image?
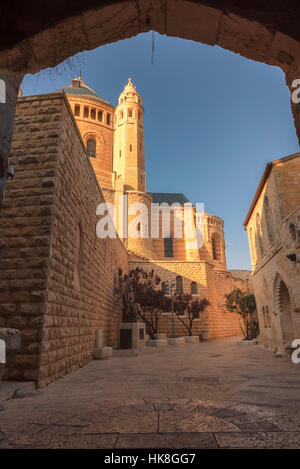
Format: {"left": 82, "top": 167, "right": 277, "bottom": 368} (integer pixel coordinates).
{"left": 285, "top": 64, "right": 300, "bottom": 145}
{"left": 0, "top": 70, "right": 23, "bottom": 209}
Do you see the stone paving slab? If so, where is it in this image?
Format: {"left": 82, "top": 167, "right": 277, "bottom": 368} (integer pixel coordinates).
{"left": 116, "top": 432, "right": 218, "bottom": 449}
{"left": 0, "top": 381, "right": 35, "bottom": 401}
{"left": 1, "top": 335, "right": 300, "bottom": 448}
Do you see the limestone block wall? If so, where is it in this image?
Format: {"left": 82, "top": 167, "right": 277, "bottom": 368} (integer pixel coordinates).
{"left": 0, "top": 94, "right": 128, "bottom": 386}
{"left": 211, "top": 269, "right": 245, "bottom": 339}
{"left": 127, "top": 191, "right": 154, "bottom": 259}
{"left": 251, "top": 207, "right": 300, "bottom": 352}
{"left": 275, "top": 156, "right": 300, "bottom": 219}
{"left": 0, "top": 96, "right": 60, "bottom": 382}
{"left": 128, "top": 260, "right": 242, "bottom": 339}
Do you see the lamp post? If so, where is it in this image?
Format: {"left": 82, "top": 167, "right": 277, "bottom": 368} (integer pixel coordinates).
{"left": 165, "top": 280, "right": 176, "bottom": 338}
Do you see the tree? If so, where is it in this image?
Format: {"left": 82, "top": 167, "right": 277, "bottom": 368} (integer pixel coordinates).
{"left": 225, "top": 288, "right": 259, "bottom": 340}
{"left": 138, "top": 287, "right": 171, "bottom": 339}
{"left": 114, "top": 267, "right": 170, "bottom": 338}
{"left": 173, "top": 293, "right": 210, "bottom": 336}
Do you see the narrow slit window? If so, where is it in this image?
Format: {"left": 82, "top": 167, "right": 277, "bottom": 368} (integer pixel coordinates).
{"left": 164, "top": 237, "right": 173, "bottom": 258}
{"left": 212, "top": 238, "right": 217, "bottom": 260}
{"left": 84, "top": 107, "right": 89, "bottom": 118}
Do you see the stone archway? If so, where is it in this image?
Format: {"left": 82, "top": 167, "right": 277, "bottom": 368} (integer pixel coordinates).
{"left": 1, "top": 0, "right": 300, "bottom": 208}
{"left": 275, "top": 275, "right": 295, "bottom": 348}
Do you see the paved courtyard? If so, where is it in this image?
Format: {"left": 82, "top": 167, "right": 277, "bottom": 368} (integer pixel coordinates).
{"left": 1, "top": 335, "right": 300, "bottom": 449}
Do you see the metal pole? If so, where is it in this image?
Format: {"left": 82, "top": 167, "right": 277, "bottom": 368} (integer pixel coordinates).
{"left": 170, "top": 285, "right": 175, "bottom": 338}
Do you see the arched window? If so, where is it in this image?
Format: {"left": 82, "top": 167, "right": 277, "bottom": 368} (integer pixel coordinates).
{"left": 263, "top": 197, "right": 275, "bottom": 244}
{"left": 176, "top": 275, "right": 183, "bottom": 293}
{"left": 256, "top": 213, "right": 264, "bottom": 256}
{"left": 162, "top": 281, "right": 169, "bottom": 295}
{"left": 86, "top": 139, "right": 96, "bottom": 158}
{"left": 164, "top": 237, "right": 173, "bottom": 258}
{"left": 191, "top": 282, "right": 198, "bottom": 295}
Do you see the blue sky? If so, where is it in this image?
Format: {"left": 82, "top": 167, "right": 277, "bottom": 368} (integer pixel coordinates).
{"left": 20, "top": 32, "right": 299, "bottom": 270}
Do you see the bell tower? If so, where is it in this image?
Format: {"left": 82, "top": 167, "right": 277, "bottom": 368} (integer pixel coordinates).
{"left": 113, "top": 78, "right": 146, "bottom": 193}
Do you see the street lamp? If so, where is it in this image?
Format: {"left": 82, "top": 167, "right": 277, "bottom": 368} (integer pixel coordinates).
{"left": 165, "top": 280, "right": 176, "bottom": 338}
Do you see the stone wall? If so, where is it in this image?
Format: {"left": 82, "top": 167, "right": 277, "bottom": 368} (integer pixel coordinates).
{"left": 275, "top": 156, "right": 300, "bottom": 219}
{"left": 0, "top": 94, "right": 128, "bottom": 386}
{"left": 245, "top": 154, "right": 300, "bottom": 353}
{"left": 128, "top": 259, "right": 243, "bottom": 339}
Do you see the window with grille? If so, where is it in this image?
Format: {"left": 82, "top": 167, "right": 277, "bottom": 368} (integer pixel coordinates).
{"left": 86, "top": 139, "right": 96, "bottom": 158}
{"left": 164, "top": 237, "right": 173, "bottom": 258}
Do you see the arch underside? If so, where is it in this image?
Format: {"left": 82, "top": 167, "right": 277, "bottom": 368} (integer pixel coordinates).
{"left": 1, "top": 0, "right": 300, "bottom": 78}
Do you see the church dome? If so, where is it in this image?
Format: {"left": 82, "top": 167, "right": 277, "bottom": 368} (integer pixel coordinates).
{"left": 55, "top": 76, "right": 110, "bottom": 105}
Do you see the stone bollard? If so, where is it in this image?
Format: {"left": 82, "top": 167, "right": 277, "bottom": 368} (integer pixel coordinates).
{"left": 0, "top": 328, "right": 21, "bottom": 351}
{"left": 0, "top": 328, "right": 21, "bottom": 380}
{"left": 94, "top": 329, "right": 112, "bottom": 360}
{"left": 95, "top": 329, "right": 103, "bottom": 348}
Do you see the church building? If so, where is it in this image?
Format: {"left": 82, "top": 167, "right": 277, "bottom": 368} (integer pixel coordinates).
{"left": 0, "top": 76, "right": 248, "bottom": 385}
